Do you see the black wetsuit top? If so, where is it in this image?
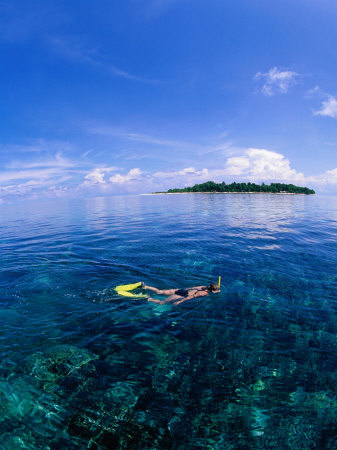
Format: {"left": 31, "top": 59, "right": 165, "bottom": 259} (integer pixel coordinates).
{"left": 175, "top": 289, "right": 189, "bottom": 297}
{"left": 175, "top": 288, "right": 206, "bottom": 297}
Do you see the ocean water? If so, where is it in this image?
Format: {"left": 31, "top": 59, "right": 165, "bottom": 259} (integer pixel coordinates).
{"left": 1, "top": 193, "right": 337, "bottom": 449}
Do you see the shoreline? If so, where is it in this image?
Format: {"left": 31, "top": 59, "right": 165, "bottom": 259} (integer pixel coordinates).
{"left": 141, "top": 192, "right": 309, "bottom": 196}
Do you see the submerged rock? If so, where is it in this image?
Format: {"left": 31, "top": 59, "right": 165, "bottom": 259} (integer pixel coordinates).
{"left": 25, "top": 345, "right": 99, "bottom": 392}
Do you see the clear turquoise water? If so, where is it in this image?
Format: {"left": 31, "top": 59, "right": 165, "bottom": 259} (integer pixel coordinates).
{"left": 1, "top": 194, "right": 337, "bottom": 448}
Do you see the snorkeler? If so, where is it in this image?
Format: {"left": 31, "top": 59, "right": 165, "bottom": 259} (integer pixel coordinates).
{"left": 141, "top": 283, "right": 220, "bottom": 305}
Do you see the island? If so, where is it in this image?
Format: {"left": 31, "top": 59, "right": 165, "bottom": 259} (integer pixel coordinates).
{"left": 154, "top": 181, "right": 315, "bottom": 195}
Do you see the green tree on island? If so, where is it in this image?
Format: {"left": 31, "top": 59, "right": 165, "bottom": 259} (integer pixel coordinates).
{"left": 157, "top": 181, "right": 315, "bottom": 195}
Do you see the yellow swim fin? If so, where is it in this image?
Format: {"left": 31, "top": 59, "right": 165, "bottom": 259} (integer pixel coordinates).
{"left": 115, "top": 282, "right": 142, "bottom": 291}
{"left": 115, "top": 281, "right": 147, "bottom": 298}
{"left": 116, "top": 290, "right": 147, "bottom": 298}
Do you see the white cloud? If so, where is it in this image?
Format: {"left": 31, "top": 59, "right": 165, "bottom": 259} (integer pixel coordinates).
{"left": 0, "top": 174, "right": 73, "bottom": 198}
{"left": 198, "top": 141, "right": 237, "bottom": 157}
{"left": 79, "top": 149, "right": 315, "bottom": 193}
{"left": 314, "top": 95, "right": 337, "bottom": 119}
{"left": 0, "top": 168, "right": 67, "bottom": 184}
{"left": 109, "top": 168, "right": 143, "bottom": 184}
{"left": 6, "top": 152, "right": 75, "bottom": 169}
{"left": 83, "top": 168, "right": 106, "bottom": 185}
{"left": 0, "top": 151, "right": 81, "bottom": 199}
{"left": 0, "top": 139, "right": 76, "bottom": 155}
{"left": 125, "top": 153, "right": 151, "bottom": 160}
{"left": 0, "top": 152, "right": 80, "bottom": 186}
{"left": 50, "top": 37, "right": 155, "bottom": 83}
{"left": 323, "top": 168, "right": 337, "bottom": 182}
{"left": 255, "top": 67, "right": 299, "bottom": 96}
{"left": 87, "top": 125, "right": 189, "bottom": 148}
{"left": 305, "top": 85, "right": 321, "bottom": 98}
{"left": 1, "top": 139, "right": 336, "bottom": 200}
{"left": 153, "top": 167, "right": 209, "bottom": 179}
{"left": 127, "top": 149, "right": 308, "bottom": 193}
{"left": 224, "top": 148, "right": 305, "bottom": 182}
{"left": 307, "top": 168, "right": 337, "bottom": 184}
{"left": 149, "top": 149, "right": 308, "bottom": 189}
{"left": 82, "top": 166, "right": 119, "bottom": 186}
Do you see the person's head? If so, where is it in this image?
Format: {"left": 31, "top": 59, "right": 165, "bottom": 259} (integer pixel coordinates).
{"left": 208, "top": 283, "right": 220, "bottom": 293}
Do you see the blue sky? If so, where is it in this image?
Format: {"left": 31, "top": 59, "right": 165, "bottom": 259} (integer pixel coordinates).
{"left": 1, "top": 0, "right": 337, "bottom": 201}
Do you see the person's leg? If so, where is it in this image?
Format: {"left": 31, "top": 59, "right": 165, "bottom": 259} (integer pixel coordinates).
{"left": 147, "top": 297, "right": 167, "bottom": 304}
{"left": 147, "top": 294, "right": 183, "bottom": 304}
{"left": 144, "top": 285, "right": 177, "bottom": 295}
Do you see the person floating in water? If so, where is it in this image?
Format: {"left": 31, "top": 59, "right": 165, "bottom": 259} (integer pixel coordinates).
{"left": 141, "top": 283, "right": 220, "bottom": 305}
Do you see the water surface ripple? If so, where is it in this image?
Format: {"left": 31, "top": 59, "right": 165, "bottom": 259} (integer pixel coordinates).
{"left": 1, "top": 194, "right": 337, "bottom": 448}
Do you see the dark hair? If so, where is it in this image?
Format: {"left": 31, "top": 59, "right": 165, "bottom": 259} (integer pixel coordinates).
{"left": 208, "top": 283, "right": 219, "bottom": 292}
